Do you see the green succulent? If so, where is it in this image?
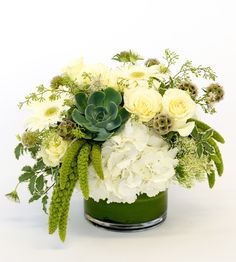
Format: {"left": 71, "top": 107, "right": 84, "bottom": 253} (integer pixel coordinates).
{"left": 72, "top": 88, "right": 129, "bottom": 141}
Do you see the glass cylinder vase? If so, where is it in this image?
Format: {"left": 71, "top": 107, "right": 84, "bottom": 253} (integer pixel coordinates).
{"left": 84, "top": 191, "right": 167, "bottom": 231}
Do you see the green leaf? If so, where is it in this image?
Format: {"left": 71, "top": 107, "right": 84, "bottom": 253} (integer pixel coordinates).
{"left": 72, "top": 109, "right": 88, "bottom": 125}
{"left": 88, "top": 91, "right": 105, "bottom": 106}
{"left": 36, "top": 175, "right": 44, "bottom": 191}
{"left": 33, "top": 159, "right": 45, "bottom": 171}
{"left": 14, "top": 143, "right": 24, "bottom": 160}
{"left": 202, "top": 141, "right": 215, "bottom": 155}
{"left": 42, "top": 195, "right": 48, "bottom": 214}
{"left": 75, "top": 92, "right": 88, "bottom": 113}
{"left": 208, "top": 138, "right": 224, "bottom": 176}
{"left": 28, "top": 176, "right": 36, "bottom": 195}
{"left": 207, "top": 170, "right": 216, "bottom": 188}
{"left": 191, "top": 127, "right": 201, "bottom": 141}
{"left": 188, "top": 119, "right": 225, "bottom": 144}
{"left": 29, "top": 194, "right": 41, "bottom": 203}
{"left": 106, "top": 116, "right": 122, "bottom": 131}
{"left": 197, "top": 143, "right": 203, "bottom": 158}
{"left": 19, "top": 172, "right": 34, "bottom": 182}
{"left": 202, "top": 129, "right": 214, "bottom": 140}
{"left": 119, "top": 108, "right": 129, "bottom": 123}
{"left": 107, "top": 101, "right": 118, "bottom": 120}
{"left": 22, "top": 166, "right": 33, "bottom": 172}
{"left": 104, "top": 88, "right": 122, "bottom": 106}
{"left": 94, "top": 128, "right": 113, "bottom": 141}
{"left": 84, "top": 104, "right": 96, "bottom": 122}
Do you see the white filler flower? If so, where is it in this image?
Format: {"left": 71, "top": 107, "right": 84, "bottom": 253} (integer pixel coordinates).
{"left": 86, "top": 120, "right": 178, "bottom": 203}
{"left": 25, "top": 95, "right": 68, "bottom": 131}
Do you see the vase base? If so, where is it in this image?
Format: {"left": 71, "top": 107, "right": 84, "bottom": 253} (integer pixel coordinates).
{"left": 85, "top": 212, "right": 167, "bottom": 232}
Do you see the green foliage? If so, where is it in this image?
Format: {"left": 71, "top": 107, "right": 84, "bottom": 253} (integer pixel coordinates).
{"left": 188, "top": 120, "right": 224, "bottom": 185}
{"left": 18, "top": 75, "right": 80, "bottom": 109}
{"left": 112, "top": 50, "right": 143, "bottom": 64}
{"left": 163, "top": 49, "right": 179, "bottom": 68}
{"left": 173, "top": 60, "right": 217, "bottom": 84}
{"left": 91, "top": 144, "right": 104, "bottom": 179}
{"left": 7, "top": 157, "right": 59, "bottom": 213}
{"left": 208, "top": 138, "right": 224, "bottom": 176}
{"left": 14, "top": 143, "right": 24, "bottom": 160}
{"left": 59, "top": 140, "right": 85, "bottom": 190}
{"left": 72, "top": 88, "right": 129, "bottom": 141}
{"left": 78, "top": 143, "right": 91, "bottom": 200}
{"left": 175, "top": 137, "right": 213, "bottom": 188}
{"left": 207, "top": 170, "right": 216, "bottom": 189}
{"left": 189, "top": 119, "right": 225, "bottom": 144}
{"left": 190, "top": 126, "right": 215, "bottom": 157}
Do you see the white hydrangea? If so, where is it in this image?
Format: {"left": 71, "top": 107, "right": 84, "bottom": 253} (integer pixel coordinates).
{"left": 86, "top": 120, "right": 178, "bottom": 203}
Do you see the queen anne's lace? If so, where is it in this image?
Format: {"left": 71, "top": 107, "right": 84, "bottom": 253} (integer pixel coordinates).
{"left": 85, "top": 120, "right": 178, "bottom": 203}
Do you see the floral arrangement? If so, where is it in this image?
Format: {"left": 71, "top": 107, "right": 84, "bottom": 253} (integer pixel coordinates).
{"left": 7, "top": 49, "right": 225, "bottom": 241}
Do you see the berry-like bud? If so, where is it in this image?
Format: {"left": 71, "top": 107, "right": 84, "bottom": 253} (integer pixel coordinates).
{"left": 205, "top": 83, "right": 224, "bottom": 103}
{"left": 21, "top": 131, "right": 39, "bottom": 148}
{"left": 50, "top": 75, "right": 64, "bottom": 89}
{"left": 57, "top": 120, "right": 77, "bottom": 140}
{"left": 152, "top": 114, "right": 172, "bottom": 135}
{"left": 145, "top": 58, "right": 160, "bottom": 67}
{"left": 178, "top": 81, "right": 198, "bottom": 99}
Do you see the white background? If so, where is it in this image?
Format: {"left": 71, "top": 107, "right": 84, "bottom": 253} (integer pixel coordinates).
{"left": 0, "top": 0, "right": 235, "bottom": 261}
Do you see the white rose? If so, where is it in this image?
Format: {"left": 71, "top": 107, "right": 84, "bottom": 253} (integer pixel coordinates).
{"left": 124, "top": 86, "right": 162, "bottom": 122}
{"left": 162, "top": 88, "right": 196, "bottom": 136}
{"left": 38, "top": 133, "right": 69, "bottom": 167}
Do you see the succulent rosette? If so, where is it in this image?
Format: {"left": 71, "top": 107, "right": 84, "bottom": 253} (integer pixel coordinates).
{"left": 72, "top": 88, "right": 129, "bottom": 141}
{"left": 7, "top": 49, "right": 225, "bottom": 242}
